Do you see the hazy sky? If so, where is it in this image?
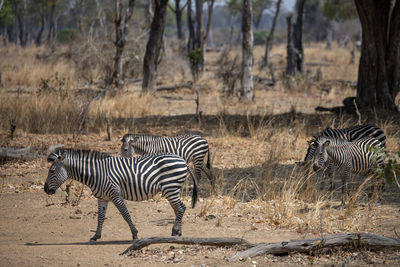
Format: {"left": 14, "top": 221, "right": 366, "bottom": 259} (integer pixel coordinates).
{"left": 282, "top": 0, "right": 296, "bottom": 12}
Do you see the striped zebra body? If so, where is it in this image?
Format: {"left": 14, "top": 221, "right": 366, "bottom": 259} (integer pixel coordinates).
{"left": 312, "top": 136, "right": 384, "bottom": 205}
{"left": 44, "top": 149, "right": 197, "bottom": 241}
{"left": 121, "top": 134, "right": 213, "bottom": 184}
{"left": 304, "top": 124, "right": 386, "bottom": 190}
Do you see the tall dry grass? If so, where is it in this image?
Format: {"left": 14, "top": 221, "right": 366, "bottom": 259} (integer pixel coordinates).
{"left": 0, "top": 45, "right": 77, "bottom": 88}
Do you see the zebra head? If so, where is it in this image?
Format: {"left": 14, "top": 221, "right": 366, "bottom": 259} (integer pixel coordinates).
{"left": 120, "top": 135, "right": 136, "bottom": 158}
{"left": 304, "top": 138, "right": 318, "bottom": 162}
{"left": 44, "top": 151, "right": 68, "bottom": 195}
{"left": 312, "top": 136, "right": 331, "bottom": 172}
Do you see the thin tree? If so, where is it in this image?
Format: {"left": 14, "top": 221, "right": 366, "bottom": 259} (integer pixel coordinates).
{"left": 47, "top": 0, "right": 56, "bottom": 41}
{"left": 353, "top": 0, "right": 399, "bottom": 111}
{"left": 204, "top": 0, "right": 215, "bottom": 43}
{"left": 0, "top": 0, "right": 4, "bottom": 12}
{"left": 241, "top": 0, "right": 254, "bottom": 101}
{"left": 111, "top": 0, "right": 135, "bottom": 89}
{"left": 253, "top": 0, "right": 271, "bottom": 29}
{"left": 261, "top": 0, "right": 282, "bottom": 69}
{"left": 168, "top": 0, "right": 187, "bottom": 40}
{"left": 142, "top": 0, "right": 169, "bottom": 91}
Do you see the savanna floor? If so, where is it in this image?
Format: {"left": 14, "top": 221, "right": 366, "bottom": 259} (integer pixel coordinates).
{"left": 1, "top": 43, "right": 400, "bottom": 266}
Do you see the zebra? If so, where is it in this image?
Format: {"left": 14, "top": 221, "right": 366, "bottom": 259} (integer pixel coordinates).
{"left": 44, "top": 148, "right": 198, "bottom": 242}
{"left": 312, "top": 135, "right": 384, "bottom": 206}
{"left": 120, "top": 134, "right": 213, "bottom": 186}
{"left": 303, "top": 124, "right": 386, "bottom": 190}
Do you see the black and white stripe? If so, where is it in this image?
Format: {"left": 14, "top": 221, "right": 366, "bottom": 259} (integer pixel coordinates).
{"left": 303, "top": 124, "right": 386, "bottom": 189}
{"left": 312, "top": 136, "right": 384, "bottom": 205}
{"left": 120, "top": 134, "right": 213, "bottom": 184}
{"left": 44, "top": 149, "right": 198, "bottom": 241}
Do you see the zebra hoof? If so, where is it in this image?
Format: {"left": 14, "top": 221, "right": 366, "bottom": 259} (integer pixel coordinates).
{"left": 89, "top": 235, "right": 100, "bottom": 243}
{"left": 171, "top": 228, "right": 182, "bottom": 237}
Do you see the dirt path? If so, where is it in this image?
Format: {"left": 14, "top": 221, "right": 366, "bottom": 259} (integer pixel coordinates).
{"left": 0, "top": 189, "right": 312, "bottom": 266}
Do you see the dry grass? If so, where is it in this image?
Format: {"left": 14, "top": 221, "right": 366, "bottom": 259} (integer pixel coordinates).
{"left": 0, "top": 41, "right": 399, "bottom": 238}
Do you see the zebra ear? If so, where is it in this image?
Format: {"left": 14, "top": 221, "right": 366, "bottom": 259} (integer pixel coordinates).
{"left": 120, "top": 137, "right": 125, "bottom": 143}
{"left": 47, "top": 152, "right": 59, "bottom": 162}
{"left": 323, "top": 140, "right": 331, "bottom": 147}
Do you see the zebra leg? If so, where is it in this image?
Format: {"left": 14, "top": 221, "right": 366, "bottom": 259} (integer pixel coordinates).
{"left": 167, "top": 197, "right": 186, "bottom": 236}
{"left": 111, "top": 196, "right": 138, "bottom": 240}
{"left": 90, "top": 199, "right": 109, "bottom": 242}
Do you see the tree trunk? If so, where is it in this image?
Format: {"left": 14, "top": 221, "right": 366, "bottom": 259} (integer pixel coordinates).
{"left": 0, "top": 0, "right": 4, "bottom": 12}
{"left": 175, "top": 0, "right": 184, "bottom": 39}
{"left": 195, "top": 0, "right": 204, "bottom": 71}
{"left": 187, "top": 0, "right": 195, "bottom": 51}
{"left": 262, "top": 0, "right": 282, "bottom": 69}
{"left": 35, "top": 15, "right": 45, "bottom": 46}
{"left": 354, "top": 0, "right": 399, "bottom": 111}
{"left": 204, "top": 0, "right": 215, "bottom": 43}
{"left": 111, "top": 0, "right": 136, "bottom": 89}
{"left": 286, "top": 15, "right": 296, "bottom": 76}
{"left": 47, "top": 1, "right": 56, "bottom": 41}
{"left": 326, "top": 20, "right": 333, "bottom": 49}
{"left": 229, "top": 14, "right": 236, "bottom": 47}
{"left": 11, "top": 0, "right": 27, "bottom": 47}
{"left": 169, "top": 0, "right": 186, "bottom": 40}
{"left": 292, "top": 0, "right": 306, "bottom": 73}
{"left": 142, "top": 0, "right": 169, "bottom": 91}
{"left": 240, "top": 0, "right": 254, "bottom": 101}
{"left": 144, "top": 0, "right": 154, "bottom": 26}
{"left": 6, "top": 23, "right": 16, "bottom": 44}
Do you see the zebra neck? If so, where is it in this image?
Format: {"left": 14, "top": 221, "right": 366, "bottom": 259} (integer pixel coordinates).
{"left": 65, "top": 158, "right": 104, "bottom": 187}
{"left": 326, "top": 146, "right": 345, "bottom": 166}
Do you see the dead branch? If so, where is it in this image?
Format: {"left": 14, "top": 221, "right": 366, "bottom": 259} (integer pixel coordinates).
{"left": 155, "top": 83, "right": 193, "bottom": 91}
{"left": 228, "top": 233, "right": 400, "bottom": 261}
{"left": 0, "top": 146, "right": 37, "bottom": 161}
{"left": 121, "top": 236, "right": 253, "bottom": 255}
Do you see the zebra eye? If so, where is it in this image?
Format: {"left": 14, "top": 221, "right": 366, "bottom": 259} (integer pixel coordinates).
{"left": 50, "top": 166, "right": 56, "bottom": 172}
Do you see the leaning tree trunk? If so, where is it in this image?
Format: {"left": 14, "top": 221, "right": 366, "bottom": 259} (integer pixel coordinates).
{"left": 111, "top": 0, "right": 135, "bottom": 89}
{"left": 292, "top": 0, "right": 306, "bottom": 73}
{"left": 240, "top": 0, "right": 254, "bottom": 101}
{"left": 142, "top": 0, "right": 169, "bottom": 91}
{"left": 262, "top": 0, "right": 282, "bottom": 69}
{"left": 354, "top": 0, "right": 400, "bottom": 111}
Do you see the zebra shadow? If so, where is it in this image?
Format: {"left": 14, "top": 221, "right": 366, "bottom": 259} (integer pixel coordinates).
{"left": 25, "top": 240, "right": 133, "bottom": 246}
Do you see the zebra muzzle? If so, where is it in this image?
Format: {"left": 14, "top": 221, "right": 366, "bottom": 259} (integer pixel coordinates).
{"left": 44, "top": 183, "right": 56, "bottom": 195}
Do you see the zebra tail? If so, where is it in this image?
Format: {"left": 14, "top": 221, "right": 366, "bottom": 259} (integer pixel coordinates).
{"left": 207, "top": 148, "right": 211, "bottom": 169}
{"left": 187, "top": 167, "right": 198, "bottom": 208}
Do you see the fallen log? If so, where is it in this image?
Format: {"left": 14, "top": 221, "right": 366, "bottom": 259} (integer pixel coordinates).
{"left": 228, "top": 233, "right": 400, "bottom": 261}
{"left": 121, "top": 236, "right": 253, "bottom": 255}
{"left": 156, "top": 83, "right": 193, "bottom": 91}
{"left": 0, "top": 146, "right": 37, "bottom": 161}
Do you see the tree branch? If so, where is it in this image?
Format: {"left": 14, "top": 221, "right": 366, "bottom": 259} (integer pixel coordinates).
{"left": 229, "top": 233, "right": 400, "bottom": 261}
{"left": 167, "top": 3, "right": 176, "bottom": 12}
{"left": 121, "top": 236, "right": 253, "bottom": 255}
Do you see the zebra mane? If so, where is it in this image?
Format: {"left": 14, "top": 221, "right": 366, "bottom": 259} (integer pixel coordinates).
{"left": 122, "top": 134, "right": 163, "bottom": 142}
{"left": 47, "top": 148, "right": 111, "bottom": 162}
